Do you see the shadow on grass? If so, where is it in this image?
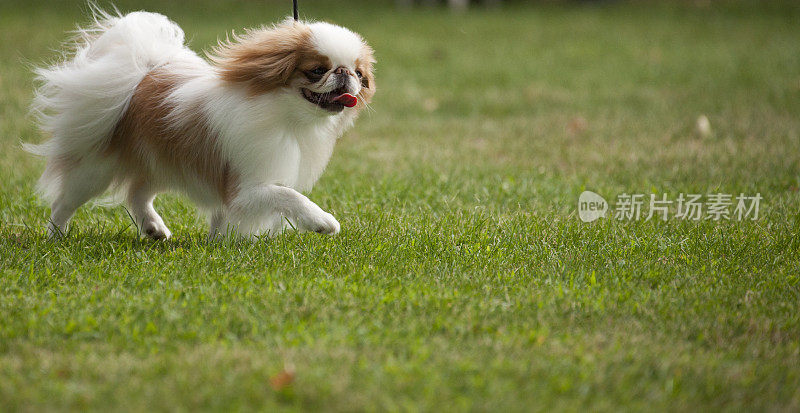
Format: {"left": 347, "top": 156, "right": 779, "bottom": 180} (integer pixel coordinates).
{"left": 1, "top": 220, "right": 293, "bottom": 254}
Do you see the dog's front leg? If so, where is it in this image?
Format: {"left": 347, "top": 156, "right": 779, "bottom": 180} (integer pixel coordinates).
{"left": 223, "top": 184, "right": 340, "bottom": 237}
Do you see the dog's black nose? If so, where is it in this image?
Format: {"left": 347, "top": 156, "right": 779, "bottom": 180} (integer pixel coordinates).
{"left": 334, "top": 66, "right": 348, "bottom": 75}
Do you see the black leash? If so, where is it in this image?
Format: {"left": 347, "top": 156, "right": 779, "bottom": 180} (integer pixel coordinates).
{"left": 293, "top": 0, "right": 299, "bottom": 21}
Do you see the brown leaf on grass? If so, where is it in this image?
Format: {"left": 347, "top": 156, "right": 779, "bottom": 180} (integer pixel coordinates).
{"left": 566, "top": 116, "right": 588, "bottom": 136}
{"left": 269, "top": 368, "right": 295, "bottom": 390}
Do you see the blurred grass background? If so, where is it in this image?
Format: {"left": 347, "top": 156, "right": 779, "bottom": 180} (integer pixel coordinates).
{"left": 1, "top": 0, "right": 799, "bottom": 411}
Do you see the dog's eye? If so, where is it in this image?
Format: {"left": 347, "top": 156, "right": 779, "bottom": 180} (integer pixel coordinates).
{"left": 355, "top": 70, "right": 363, "bottom": 78}
{"left": 309, "top": 67, "right": 327, "bottom": 76}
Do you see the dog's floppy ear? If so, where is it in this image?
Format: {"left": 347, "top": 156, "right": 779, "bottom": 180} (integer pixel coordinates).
{"left": 210, "top": 21, "right": 312, "bottom": 94}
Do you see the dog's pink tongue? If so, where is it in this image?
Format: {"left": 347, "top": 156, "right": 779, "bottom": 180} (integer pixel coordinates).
{"left": 332, "top": 93, "right": 357, "bottom": 108}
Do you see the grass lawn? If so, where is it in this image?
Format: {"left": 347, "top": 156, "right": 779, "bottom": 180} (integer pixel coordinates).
{"left": 1, "top": 0, "right": 799, "bottom": 410}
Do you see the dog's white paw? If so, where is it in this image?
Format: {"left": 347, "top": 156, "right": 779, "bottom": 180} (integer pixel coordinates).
{"left": 141, "top": 220, "right": 172, "bottom": 240}
{"left": 295, "top": 206, "right": 340, "bottom": 235}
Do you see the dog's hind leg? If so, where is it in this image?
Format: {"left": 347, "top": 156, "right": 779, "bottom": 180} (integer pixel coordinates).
{"left": 46, "top": 156, "right": 115, "bottom": 238}
{"left": 127, "top": 182, "right": 171, "bottom": 240}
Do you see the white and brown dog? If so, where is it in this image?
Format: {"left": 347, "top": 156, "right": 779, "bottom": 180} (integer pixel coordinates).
{"left": 25, "top": 8, "right": 375, "bottom": 239}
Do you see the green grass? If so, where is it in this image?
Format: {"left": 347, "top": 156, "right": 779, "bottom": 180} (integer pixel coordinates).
{"left": 2, "top": 0, "right": 800, "bottom": 410}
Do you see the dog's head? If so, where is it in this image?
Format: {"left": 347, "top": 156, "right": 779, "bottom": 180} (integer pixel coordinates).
{"left": 211, "top": 19, "right": 375, "bottom": 114}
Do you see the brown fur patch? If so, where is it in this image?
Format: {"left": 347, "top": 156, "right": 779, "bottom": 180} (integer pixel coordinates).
{"left": 355, "top": 45, "right": 376, "bottom": 108}
{"left": 210, "top": 22, "right": 327, "bottom": 95}
{"left": 108, "top": 70, "right": 237, "bottom": 204}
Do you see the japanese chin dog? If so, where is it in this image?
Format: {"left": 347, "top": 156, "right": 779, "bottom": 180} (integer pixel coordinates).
{"left": 24, "top": 8, "right": 375, "bottom": 239}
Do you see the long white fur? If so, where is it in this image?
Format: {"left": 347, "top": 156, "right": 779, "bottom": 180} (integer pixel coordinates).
{"left": 25, "top": 10, "right": 187, "bottom": 202}
{"left": 25, "top": 8, "right": 369, "bottom": 239}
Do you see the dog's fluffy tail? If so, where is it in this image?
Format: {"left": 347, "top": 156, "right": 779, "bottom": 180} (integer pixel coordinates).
{"left": 23, "top": 6, "right": 186, "bottom": 202}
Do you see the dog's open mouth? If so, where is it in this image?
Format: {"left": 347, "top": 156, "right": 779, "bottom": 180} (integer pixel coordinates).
{"left": 301, "top": 87, "right": 358, "bottom": 112}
